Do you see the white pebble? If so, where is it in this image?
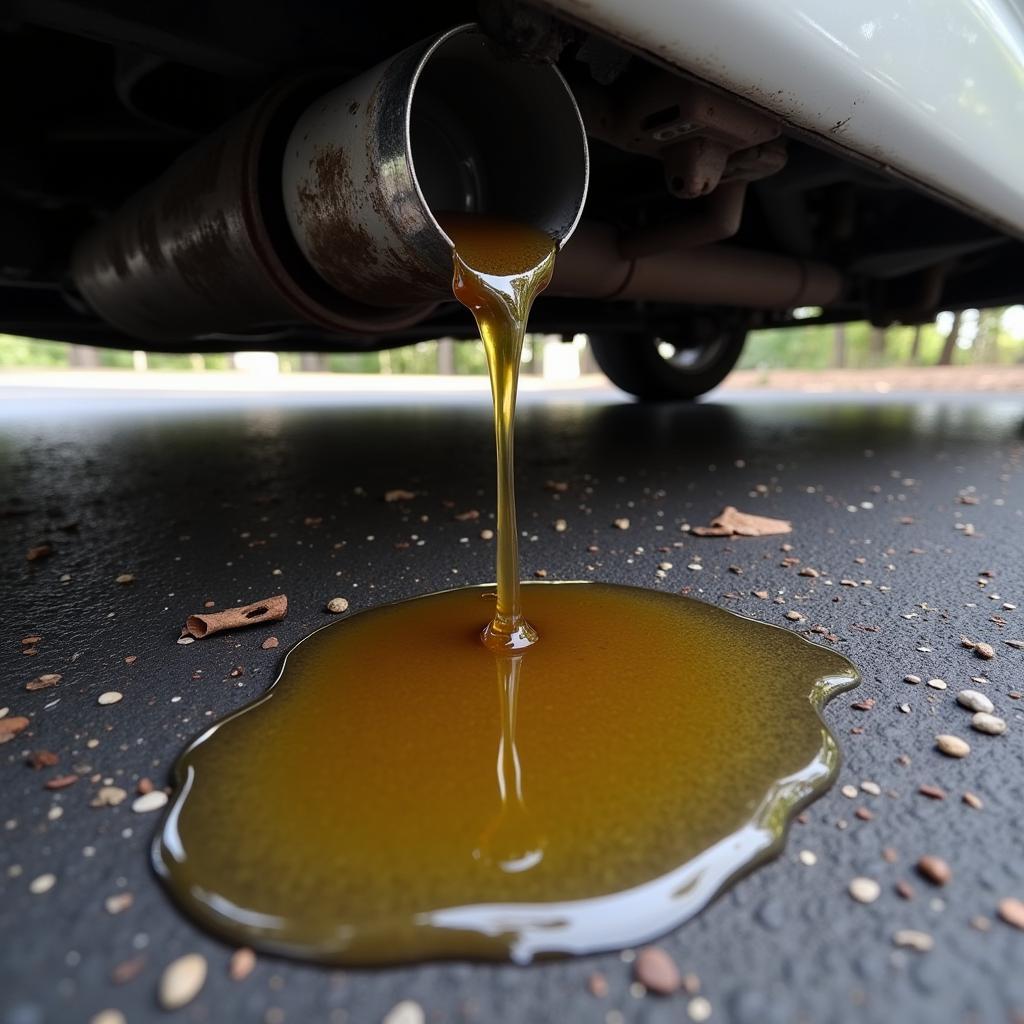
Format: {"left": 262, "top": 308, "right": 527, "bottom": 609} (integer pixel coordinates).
{"left": 957, "top": 689, "right": 994, "bottom": 714}
{"left": 972, "top": 712, "right": 1007, "bottom": 735}
{"left": 132, "top": 790, "right": 169, "bottom": 813}
{"left": 893, "top": 929, "right": 934, "bottom": 952}
{"left": 688, "top": 996, "right": 713, "bottom": 1022}
{"left": 382, "top": 1000, "right": 425, "bottom": 1024}
{"left": 799, "top": 850, "right": 817, "bottom": 866}
{"left": 97, "top": 691, "right": 123, "bottom": 705}
{"left": 925, "top": 678, "right": 947, "bottom": 691}
{"left": 159, "top": 953, "right": 207, "bottom": 1010}
{"left": 90, "top": 1012, "right": 127, "bottom": 1024}
{"left": 903, "top": 675, "right": 921, "bottom": 684}
{"left": 860, "top": 781, "right": 881, "bottom": 796}
{"left": 29, "top": 872, "right": 56, "bottom": 894}
{"left": 849, "top": 877, "right": 881, "bottom": 904}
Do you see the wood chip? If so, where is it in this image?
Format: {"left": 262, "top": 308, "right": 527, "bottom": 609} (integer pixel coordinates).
{"left": 261, "top": 636, "right": 279, "bottom": 650}
{"left": 634, "top": 946, "right": 681, "bottom": 994}
{"left": 918, "top": 784, "right": 946, "bottom": 800}
{"left": 229, "top": 947, "right": 256, "bottom": 981}
{"left": 326, "top": 597, "right": 350, "bottom": 614}
{"left": 25, "top": 673, "right": 61, "bottom": 691}
{"left": 916, "top": 855, "right": 951, "bottom": 886}
{"left": 185, "top": 595, "right": 287, "bottom": 639}
{"left": 158, "top": 953, "right": 207, "bottom": 1010}
{"left": 998, "top": 898, "right": 1024, "bottom": 930}
{"left": 936, "top": 734, "right": 970, "bottom": 758}
{"left": 27, "top": 749, "right": 59, "bottom": 769}
{"left": 0, "top": 716, "right": 30, "bottom": 744}
{"left": 691, "top": 505, "right": 791, "bottom": 538}
{"left": 45, "top": 774, "right": 78, "bottom": 790}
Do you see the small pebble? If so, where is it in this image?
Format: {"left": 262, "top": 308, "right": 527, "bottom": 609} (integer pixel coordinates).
{"left": 382, "top": 1001, "right": 425, "bottom": 1024}
{"left": 998, "top": 898, "right": 1024, "bottom": 930}
{"left": 92, "top": 786, "right": 127, "bottom": 807}
{"left": 962, "top": 791, "right": 984, "bottom": 810}
{"left": 957, "top": 689, "right": 994, "bottom": 714}
{"left": 860, "top": 781, "right": 881, "bottom": 796}
{"left": 799, "top": 850, "right": 817, "bottom": 866}
{"left": 849, "top": 877, "right": 881, "bottom": 904}
{"left": 916, "top": 855, "right": 951, "bottom": 886}
{"left": 115, "top": 573, "right": 135, "bottom": 585}
{"left": 612, "top": 518, "right": 630, "bottom": 530}
{"left": 479, "top": 529, "right": 494, "bottom": 540}
{"left": 893, "top": 929, "right": 934, "bottom": 952}
{"left": 97, "top": 692, "right": 123, "bottom": 706}
{"left": 105, "top": 892, "right": 134, "bottom": 914}
{"left": 926, "top": 678, "right": 947, "bottom": 691}
{"left": 688, "top": 996, "right": 713, "bottom": 1022}
{"left": 29, "top": 872, "right": 56, "bottom": 894}
{"left": 841, "top": 784, "right": 858, "bottom": 799}
{"left": 229, "top": 947, "right": 257, "bottom": 981}
{"left": 588, "top": 972, "right": 609, "bottom": 998}
{"left": 972, "top": 712, "right": 1007, "bottom": 735}
{"left": 785, "top": 610, "right": 804, "bottom": 622}
{"left": 935, "top": 734, "right": 970, "bottom": 758}
{"left": 261, "top": 637, "right": 279, "bottom": 650}
{"left": 974, "top": 642, "right": 995, "bottom": 660}
{"left": 159, "top": 953, "right": 207, "bottom": 1010}
{"left": 633, "top": 945, "right": 681, "bottom": 994}
{"left": 90, "top": 1012, "right": 127, "bottom": 1024}
{"left": 903, "top": 675, "right": 921, "bottom": 685}
{"left": 132, "top": 791, "right": 169, "bottom": 814}
{"left": 326, "top": 597, "right": 350, "bottom": 614}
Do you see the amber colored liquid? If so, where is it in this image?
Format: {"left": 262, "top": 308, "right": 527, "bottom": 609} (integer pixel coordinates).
{"left": 155, "top": 217, "right": 859, "bottom": 965}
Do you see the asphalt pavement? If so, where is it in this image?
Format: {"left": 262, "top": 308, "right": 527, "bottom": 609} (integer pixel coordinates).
{"left": 2, "top": 382, "right": 1023, "bottom": 1024}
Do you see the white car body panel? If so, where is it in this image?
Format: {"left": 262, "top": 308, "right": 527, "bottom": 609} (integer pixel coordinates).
{"left": 546, "top": 0, "right": 1024, "bottom": 237}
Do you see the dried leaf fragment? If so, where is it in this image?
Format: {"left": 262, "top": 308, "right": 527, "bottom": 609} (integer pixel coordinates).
{"left": 25, "top": 673, "right": 62, "bottom": 691}
{"left": 692, "top": 506, "right": 792, "bottom": 538}
{"left": 185, "top": 595, "right": 287, "bottom": 639}
{"left": 383, "top": 489, "right": 416, "bottom": 502}
{"left": 0, "top": 716, "right": 30, "bottom": 744}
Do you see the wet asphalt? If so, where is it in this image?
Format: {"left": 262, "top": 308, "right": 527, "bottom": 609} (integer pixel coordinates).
{"left": 1, "top": 382, "right": 1023, "bottom": 1024}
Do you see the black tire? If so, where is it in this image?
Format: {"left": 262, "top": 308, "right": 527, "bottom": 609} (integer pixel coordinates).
{"left": 589, "top": 322, "right": 747, "bottom": 401}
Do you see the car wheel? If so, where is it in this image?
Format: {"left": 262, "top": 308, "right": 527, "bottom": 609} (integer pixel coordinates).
{"left": 589, "top": 320, "right": 748, "bottom": 400}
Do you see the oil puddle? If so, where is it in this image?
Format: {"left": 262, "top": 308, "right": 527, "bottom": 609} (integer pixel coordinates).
{"left": 155, "top": 582, "right": 856, "bottom": 963}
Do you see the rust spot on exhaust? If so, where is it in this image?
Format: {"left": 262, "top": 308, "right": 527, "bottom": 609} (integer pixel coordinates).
{"left": 296, "top": 144, "right": 380, "bottom": 293}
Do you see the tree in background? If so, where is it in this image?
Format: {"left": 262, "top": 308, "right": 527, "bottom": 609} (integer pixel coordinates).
{"left": 938, "top": 310, "right": 962, "bottom": 365}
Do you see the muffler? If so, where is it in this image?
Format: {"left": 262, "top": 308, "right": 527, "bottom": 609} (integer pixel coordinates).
{"left": 72, "top": 24, "right": 589, "bottom": 344}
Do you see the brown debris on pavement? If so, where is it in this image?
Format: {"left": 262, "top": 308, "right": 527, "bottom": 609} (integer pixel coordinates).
{"left": 691, "top": 506, "right": 792, "bottom": 538}
{"left": 184, "top": 595, "right": 287, "bottom": 639}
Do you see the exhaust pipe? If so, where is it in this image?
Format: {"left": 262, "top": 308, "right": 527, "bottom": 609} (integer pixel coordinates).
{"left": 72, "top": 25, "right": 589, "bottom": 343}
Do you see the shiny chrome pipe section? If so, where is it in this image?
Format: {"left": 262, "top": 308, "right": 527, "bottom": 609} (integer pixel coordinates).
{"left": 72, "top": 24, "right": 589, "bottom": 343}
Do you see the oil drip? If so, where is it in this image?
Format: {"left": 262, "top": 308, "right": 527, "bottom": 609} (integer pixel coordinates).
{"left": 155, "top": 215, "right": 858, "bottom": 965}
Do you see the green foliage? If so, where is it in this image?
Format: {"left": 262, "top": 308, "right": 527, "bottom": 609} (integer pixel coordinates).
{"left": 0, "top": 335, "right": 71, "bottom": 366}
